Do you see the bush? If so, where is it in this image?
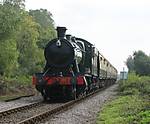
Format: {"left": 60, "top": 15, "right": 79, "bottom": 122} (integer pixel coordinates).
{"left": 137, "top": 110, "right": 150, "bottom": 124}
{"left": 119, "top": 73, "right": 150, "bottom": 96}
{"left": 0, "top": 75, "right": 32, "bottom": 96}
{"left": 139, "top": 76, "right": 150, "bottom": 95}
{"left": 0, "top": 76, "right": 7, "bottom": 94}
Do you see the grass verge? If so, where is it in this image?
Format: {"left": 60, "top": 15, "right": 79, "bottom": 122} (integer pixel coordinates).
{"left": 96, "top": 73, "right": 150, "bottom": 124}
{"left": 96, "top": 95, "right": 150, "bottom": 124}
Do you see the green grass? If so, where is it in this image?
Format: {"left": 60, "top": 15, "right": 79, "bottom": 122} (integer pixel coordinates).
{"left": 97, "top": 73, "right": 150, "bottom": 124}
{"left": 96, "top": 95, "right": 149, "bottom": 124}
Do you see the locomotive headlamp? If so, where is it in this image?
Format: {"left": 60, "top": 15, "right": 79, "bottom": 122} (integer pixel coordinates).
{"left": 56, "top": 40, "right": 61, "bottom": 47}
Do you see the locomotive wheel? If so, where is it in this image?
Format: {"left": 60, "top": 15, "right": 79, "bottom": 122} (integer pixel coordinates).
{"left": 41, "top": 89, "right": 48, "bottom": 101}
{"left": 43, "top": 94, "right": 47, "bottom": 101}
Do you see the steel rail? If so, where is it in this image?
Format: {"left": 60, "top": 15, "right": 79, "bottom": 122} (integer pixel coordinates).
{"left": 0, "top": 102, "right": 42, "bottom": 118}
{"left": 4, "top": 94, "right": 35, "bottom": 102}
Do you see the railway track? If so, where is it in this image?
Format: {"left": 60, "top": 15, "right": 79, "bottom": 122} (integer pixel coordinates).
{"left": 19, "top": 88, "right": 106, "bottom": 124}
{"left": 0, "top": 87, "right": 107, "bottom": 124}
{"left": 0, "top": 98, "right": 67, "bottom": 123}
{"left": 0, "top": 101, "right": 42, "bottom": 118}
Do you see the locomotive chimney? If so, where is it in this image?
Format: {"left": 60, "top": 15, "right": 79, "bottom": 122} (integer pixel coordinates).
{"left": 56, "top": 27, "right": 67, "bottom": 39}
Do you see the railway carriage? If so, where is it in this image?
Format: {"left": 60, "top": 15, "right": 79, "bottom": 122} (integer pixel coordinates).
{"left": 32, "top": 27, "right": 117, "bottom": 101}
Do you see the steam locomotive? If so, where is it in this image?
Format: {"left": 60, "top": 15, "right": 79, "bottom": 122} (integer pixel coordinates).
{"left": 32, "top": 27, "right": 117, "bottom": 100}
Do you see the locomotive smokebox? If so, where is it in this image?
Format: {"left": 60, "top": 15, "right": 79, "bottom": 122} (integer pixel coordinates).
{"left": 44, "top": 26, "right": 82, "bottom": 68}
{"left": 56, "top": 27, "right": 67, "bottom": 39}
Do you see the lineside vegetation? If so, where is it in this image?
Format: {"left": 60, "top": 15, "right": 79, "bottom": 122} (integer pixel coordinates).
{"left": 96, "top": 73, "right": 150, "bottom": 124}
{"left": 0, "top": 0, "right": 56, "bottom": 97}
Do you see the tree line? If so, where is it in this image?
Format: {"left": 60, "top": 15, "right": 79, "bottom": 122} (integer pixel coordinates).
{"left": 0, "top": 0, "right": 56, "bottom": 77}
{"left": 126, "top": 50, "right": 150, "bottom": 76}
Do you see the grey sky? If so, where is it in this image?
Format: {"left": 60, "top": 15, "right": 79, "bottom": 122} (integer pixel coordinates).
{"left": 26, "top": 0, "right": 150, "bottom": 72}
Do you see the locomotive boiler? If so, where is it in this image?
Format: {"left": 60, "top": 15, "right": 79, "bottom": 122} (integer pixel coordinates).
{"left": 44, "top": 27, "right": 82, "bottom": 69}
{"left": 32, "top": 27, "right": 117, "bottom": 101}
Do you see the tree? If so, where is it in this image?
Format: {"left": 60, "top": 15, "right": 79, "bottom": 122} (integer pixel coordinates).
{"left": 29, "top": 9, "right": 56, "bottom": 49}
{"left": 29, "top": 9, "right": 54, "bottom": 28}
{"left": 0, "top": 3, "right": 21, "bottom": 41}
{"left": 126, "top": 55, "right": 135, "bottom": 72}
{"left": 126, "top": 50, "right": 150, "bottom": 76}
{"left": 3, "top": 0, "right": 25, "bottom": 9}
{"left": 0, "top": 0, "right": 24, "bottom": 76}
{"left": 0, "top": 39, "right": 18, "bottom": 76}
{"left": 17, "top": 14, "right": 44, "bottom": 75}
{"left": 0, "top": 2, "right": 56, "bottom": 77}
{"left": 133, "top": 51, "right": 150, "bottom": 76}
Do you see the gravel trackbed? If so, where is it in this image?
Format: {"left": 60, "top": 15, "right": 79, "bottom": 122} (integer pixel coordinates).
{"left": 42, "top": 84, "right": 118, "bottom": 124}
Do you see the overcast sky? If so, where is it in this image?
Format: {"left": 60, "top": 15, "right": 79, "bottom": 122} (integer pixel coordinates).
{"left": 25, "top": 0, "right": 150, "bottom": 72}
